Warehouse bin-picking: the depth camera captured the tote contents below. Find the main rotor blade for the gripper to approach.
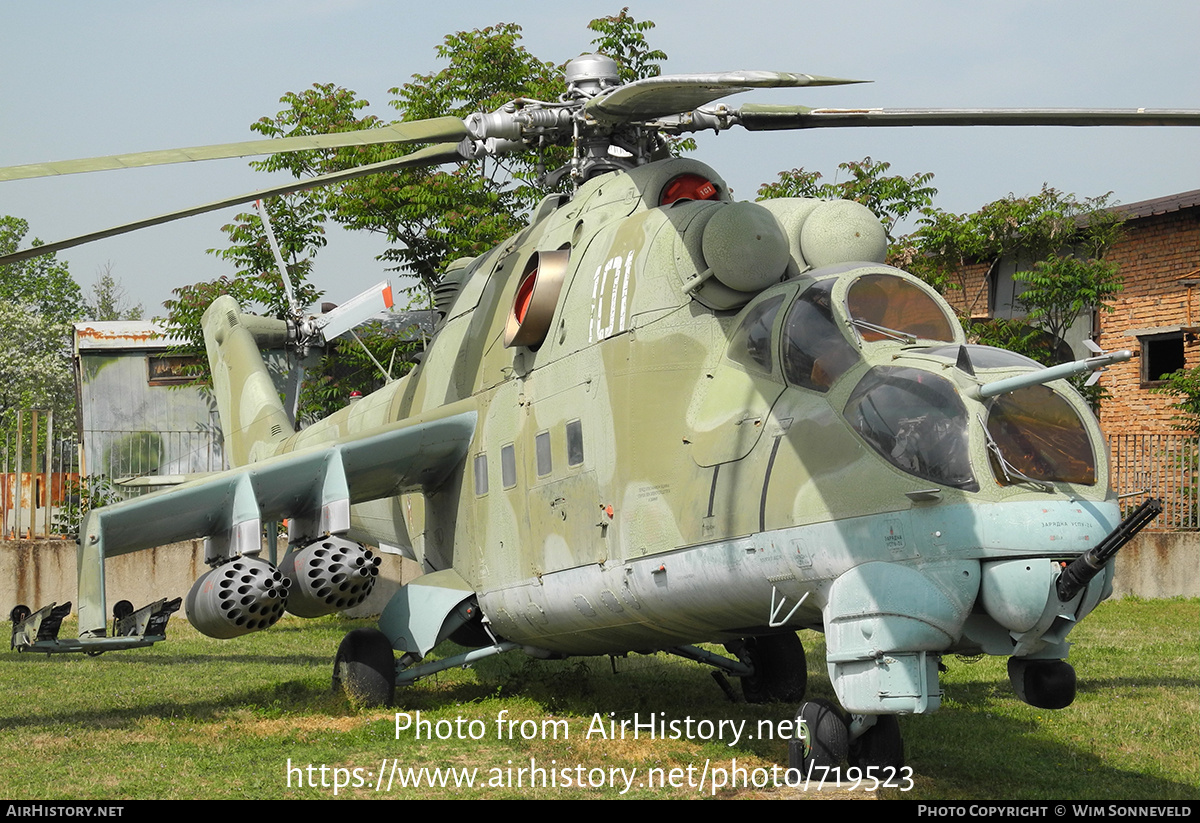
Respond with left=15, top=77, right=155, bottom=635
left=0, top=117, right=468, bottom=182
left=0, top=142, right=466, bottom=266
left=587, top=72, right=866, bottom=123
left=736, top=105, right=1200, bottom=130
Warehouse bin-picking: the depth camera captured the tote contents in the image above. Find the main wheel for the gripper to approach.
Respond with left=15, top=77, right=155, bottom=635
left=333, top=628, right=396, bottom=709
left=848, top=714, right=905, bottom=770
left=791, top=698, right=848, bottom=771
left=737, top=632, right=807, bottom=703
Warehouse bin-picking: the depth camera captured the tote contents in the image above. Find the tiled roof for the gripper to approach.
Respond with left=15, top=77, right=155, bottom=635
left=1111, top=189, right=1200, bottom=221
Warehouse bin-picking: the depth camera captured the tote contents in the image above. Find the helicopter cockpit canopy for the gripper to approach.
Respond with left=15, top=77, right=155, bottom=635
left=723, top=263, right=1099, bottom=493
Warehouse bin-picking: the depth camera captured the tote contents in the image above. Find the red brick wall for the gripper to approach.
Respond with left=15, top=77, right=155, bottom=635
left=942, top=261, right=992, bottom=318
left=1098, top=209, right=1200, bottom=434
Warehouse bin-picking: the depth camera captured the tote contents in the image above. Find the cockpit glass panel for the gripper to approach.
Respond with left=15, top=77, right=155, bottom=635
left=845, top=366, right=977, bottom=490
left=986, top=386, right=1096, bottom=486
left=913, top=345, right=1042, bottom=370
left=728, top=294, right=783, bottom=374
left=782, top=280, right=860, bottom=392
left=847, top=274, right=956, bottom=342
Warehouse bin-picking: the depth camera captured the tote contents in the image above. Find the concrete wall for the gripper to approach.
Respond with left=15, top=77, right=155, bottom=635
left=3, top=533, right=1194, bottom=635
left=1111, top=530, right=1200, bottom=599
left=1, top=539, right=420, bottom=624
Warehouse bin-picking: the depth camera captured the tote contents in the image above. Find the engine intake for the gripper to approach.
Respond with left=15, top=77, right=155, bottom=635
left=185, top=556, right=289, bottom=639
left=279, top=537, right=381, bottom=618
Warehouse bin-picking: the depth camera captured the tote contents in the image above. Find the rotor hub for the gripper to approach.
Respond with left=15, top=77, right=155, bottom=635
left=564, top=54, right=621, bottom=98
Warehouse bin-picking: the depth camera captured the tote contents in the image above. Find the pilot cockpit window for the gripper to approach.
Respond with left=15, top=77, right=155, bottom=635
left=844, top=366, right=977, bottom=491
left=728, top=294, right=784, bottom=374
left=847, top=273, right=956, bottom=343
left=985, top=385, right=1096, bottom=486
left=782, top=280, right=860, bottom=392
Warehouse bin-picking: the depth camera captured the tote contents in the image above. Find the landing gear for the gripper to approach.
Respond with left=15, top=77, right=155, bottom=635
left=733, top=632, right=807, bottom=703
left=789, top=698, right=848, bottom=771
left=788, top=702, right=906, bottom=776
left=848, top=714, right=905, bottom=770
left=333, top=628, right=396, bottom=708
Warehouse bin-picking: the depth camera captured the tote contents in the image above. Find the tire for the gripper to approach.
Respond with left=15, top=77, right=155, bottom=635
left=333, top=628, right=396, bottom=709
left=738, top=632, right=807, bottom=704
left=848, top=714, right=905, bottom=770
left=795, top=698, right=849, bottom=770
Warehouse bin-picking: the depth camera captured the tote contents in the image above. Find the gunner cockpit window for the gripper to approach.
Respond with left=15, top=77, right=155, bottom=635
left=845, top=366, right=977, bottom=491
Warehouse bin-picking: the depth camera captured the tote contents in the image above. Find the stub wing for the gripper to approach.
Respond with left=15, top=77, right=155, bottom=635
left=75, top=406, right=476, bottom=636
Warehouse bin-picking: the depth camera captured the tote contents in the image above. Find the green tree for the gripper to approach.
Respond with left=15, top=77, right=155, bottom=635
left=0, top=217, right=83, bottom=437
left=0, top=216, right=85, bottom=325
left=896, top=185, right=1122, bottom=315
left=0, top=302, right=75, bottom=422
left=587, top=8, right=667, bottom=83
left=243, top=24, right=564, bottom=298
left=85, top=262, right=144, bottom=321
left=1155, top=368, right=1200, bottom=433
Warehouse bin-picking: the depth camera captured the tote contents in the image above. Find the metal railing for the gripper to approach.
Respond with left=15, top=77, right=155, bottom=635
left=81, top=428, right=226, bottom=479
left=1107, top=433, right=1198, bottom=530
left=0, top=409, right=79, bottom=538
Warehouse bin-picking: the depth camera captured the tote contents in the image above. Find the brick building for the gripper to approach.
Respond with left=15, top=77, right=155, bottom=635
left=944, top=189, right=1200, bottom=527
left=1094, top=189, right=1200, bottom=435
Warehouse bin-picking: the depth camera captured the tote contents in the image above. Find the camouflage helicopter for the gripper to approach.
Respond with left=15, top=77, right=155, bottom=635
left=4, top=53, right=1197, bottom=771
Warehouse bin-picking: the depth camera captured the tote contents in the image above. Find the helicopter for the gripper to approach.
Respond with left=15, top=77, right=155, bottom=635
left=4, top=53, right=1197, bottom=773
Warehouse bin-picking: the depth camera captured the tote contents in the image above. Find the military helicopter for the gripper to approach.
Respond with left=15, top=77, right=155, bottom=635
left=4, top=53, right=1196, bottom=772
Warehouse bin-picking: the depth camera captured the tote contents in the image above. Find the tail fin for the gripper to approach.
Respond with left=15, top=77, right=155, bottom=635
left=202, top=295, right=293, bottom=467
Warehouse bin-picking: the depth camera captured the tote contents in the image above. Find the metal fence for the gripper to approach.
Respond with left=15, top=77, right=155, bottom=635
left=1108, top=433, right=1198, bottom=530
left=81, top=428, right=226, bottom=478
left=0, top=409, right=79, bottom=538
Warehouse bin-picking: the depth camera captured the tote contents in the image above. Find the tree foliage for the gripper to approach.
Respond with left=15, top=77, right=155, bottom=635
left=0, top=216, right=85, bottom=326
left=1154, top=367, right=1200, bottom=433
left=85, top=263, right=144, bottom=321
left=587, top=8, right=667, bottom=83
left=0, top=217, right=83, bottom=436
left=0, top=302, right=75, bottom=422
left=896, top=186, right=1123, bottom=312
left=243, top=24, right=565, bottom=297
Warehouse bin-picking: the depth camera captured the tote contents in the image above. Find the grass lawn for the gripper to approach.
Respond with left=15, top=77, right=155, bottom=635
left=0, top=597, right=1195, bottom=800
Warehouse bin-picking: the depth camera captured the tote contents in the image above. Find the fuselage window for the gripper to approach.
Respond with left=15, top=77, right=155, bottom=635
left=782, top=280, right=860, bottom=391
left=535, top=431, right=552, bottom=477
left=473, top=453, right=488, bottom=496
left=566, top=419, right=584, bottom=466
left=728, top=293, right=784, bottom=374
left=501, top=443, right=517, bottom=489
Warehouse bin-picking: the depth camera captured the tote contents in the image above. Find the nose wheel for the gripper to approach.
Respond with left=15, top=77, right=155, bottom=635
left=849, top=714, right=905, bottom=770
left=788, top=699, right=848, bottom=772
left=788, top=700, right=905, bottom=776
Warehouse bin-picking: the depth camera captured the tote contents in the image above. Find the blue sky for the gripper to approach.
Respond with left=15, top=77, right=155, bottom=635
left=2, top=0, right=1198, bottom=312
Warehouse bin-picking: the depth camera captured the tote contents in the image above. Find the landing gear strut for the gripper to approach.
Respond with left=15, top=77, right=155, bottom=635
left=729, top=632, right=807, bottom=703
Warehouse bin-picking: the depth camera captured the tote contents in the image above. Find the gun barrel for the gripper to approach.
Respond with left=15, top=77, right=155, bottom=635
left=1056, top=497, right=1162, bottom=601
